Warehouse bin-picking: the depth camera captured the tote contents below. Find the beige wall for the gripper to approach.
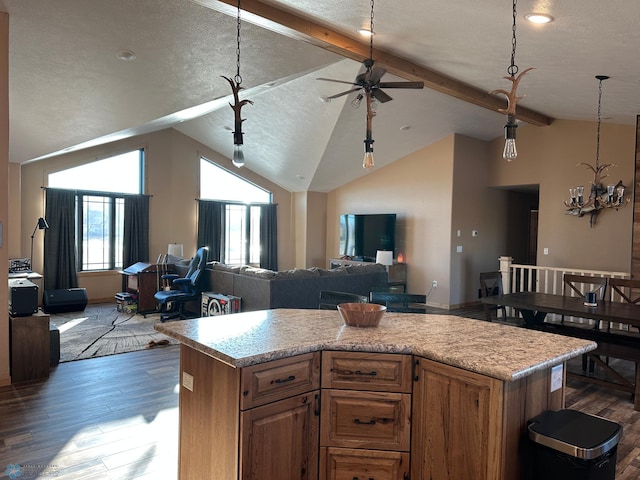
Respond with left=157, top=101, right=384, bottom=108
left=327, top=135, right=458, bottom=308
left=1, top=12, right=9, bottom=386
left=328, top=120, right=635, bottom=308
left=488, top=119, right=635, bottom=273
left=18, top=129, right=295, bottom=302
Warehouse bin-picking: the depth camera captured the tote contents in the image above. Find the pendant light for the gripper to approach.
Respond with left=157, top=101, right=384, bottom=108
left=222, top=0, right=253, bottom=168
left=491, top=0, right=534, bottom=162
left=362, top=0, right=376, bottom=170
left=564, top=75, right=629, bottom=226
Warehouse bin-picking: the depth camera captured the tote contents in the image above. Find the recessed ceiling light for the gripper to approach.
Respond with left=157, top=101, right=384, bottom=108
left=224, top=126, right=233, bottom=131
left=357, top=28, right=374, bottom=37
left=400, top=125, right=412, bottom=131
left=296, top=174, right=306, bottom=180
left=116, top=49, right=137, bottom=61
left=525, top=13, right=553, bottom=24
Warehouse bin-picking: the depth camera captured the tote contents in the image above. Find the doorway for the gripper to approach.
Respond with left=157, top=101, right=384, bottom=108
left=505, top=187, right=539, bottom=265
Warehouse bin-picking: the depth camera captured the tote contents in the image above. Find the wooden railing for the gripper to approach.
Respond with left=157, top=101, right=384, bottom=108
left=498, top=256, right=631, bottom=325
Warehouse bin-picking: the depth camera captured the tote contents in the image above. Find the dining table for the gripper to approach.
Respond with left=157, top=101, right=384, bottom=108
left=481, top=291, right=640, bottom=410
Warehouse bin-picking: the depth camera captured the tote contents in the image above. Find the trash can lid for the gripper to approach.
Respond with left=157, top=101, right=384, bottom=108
left=528, top=409, right=623, bottom=460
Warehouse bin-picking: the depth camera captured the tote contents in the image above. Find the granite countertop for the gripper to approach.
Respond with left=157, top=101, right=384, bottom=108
left=154, top=308, right=597, bottom=382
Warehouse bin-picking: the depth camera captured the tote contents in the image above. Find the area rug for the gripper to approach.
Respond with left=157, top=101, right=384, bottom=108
left=49, top=303, right=178, bottom=362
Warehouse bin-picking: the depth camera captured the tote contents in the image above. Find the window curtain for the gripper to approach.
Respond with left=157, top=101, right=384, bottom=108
left=44, top=188, right=78, bottom=291
left=123, top=195, right=150, bottom=267
left=197, top=200, right=225, bottom=263
left=260, top=203, right=278, bottom=271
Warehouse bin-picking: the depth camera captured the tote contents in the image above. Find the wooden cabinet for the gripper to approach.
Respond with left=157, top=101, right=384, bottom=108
left=178, top=347, right=564, bottom=480
left=411, top=357, right=564, bottom=480
left=320, top=352, right=411, bottom=480
left=178, top=345, right=320, bottom=480
left=10, top=312, right=50, bottom=382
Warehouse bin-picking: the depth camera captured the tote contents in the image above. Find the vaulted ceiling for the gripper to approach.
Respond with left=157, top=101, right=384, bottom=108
left=2, top=0, right=640, bottom=192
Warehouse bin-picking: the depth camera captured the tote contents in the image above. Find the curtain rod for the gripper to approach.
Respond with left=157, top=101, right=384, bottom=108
left=41, top=186, right=153, bottom=197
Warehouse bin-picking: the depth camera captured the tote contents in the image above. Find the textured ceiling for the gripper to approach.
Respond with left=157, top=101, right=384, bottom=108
left=2, top=0, right=640, bottom=192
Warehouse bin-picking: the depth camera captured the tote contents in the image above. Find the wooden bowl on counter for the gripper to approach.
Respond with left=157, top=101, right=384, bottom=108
left=337, top=303, right=386, bottom=328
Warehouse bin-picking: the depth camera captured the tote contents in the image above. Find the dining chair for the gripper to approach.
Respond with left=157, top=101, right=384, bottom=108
left=562, top=274, right=609, bottom=373
left=318, top=290, right=368, bottom=310
left=369, top=292, right=428, bottom=313
left=562, top=274, right=608, bottom=328
left=479, top=271, right=507, bottom=322
left=608, top=277, right=640, bottom=331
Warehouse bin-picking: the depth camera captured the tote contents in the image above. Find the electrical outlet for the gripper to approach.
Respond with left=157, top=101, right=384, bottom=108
left=432, top=280, right=437, bottom=288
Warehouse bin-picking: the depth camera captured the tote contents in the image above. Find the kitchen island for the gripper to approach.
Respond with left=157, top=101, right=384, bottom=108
left=155, top=308, right=596, bottom=480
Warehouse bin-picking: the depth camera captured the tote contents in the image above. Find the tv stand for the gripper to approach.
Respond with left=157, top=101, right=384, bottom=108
left=329, top=258, right=406, bottom=293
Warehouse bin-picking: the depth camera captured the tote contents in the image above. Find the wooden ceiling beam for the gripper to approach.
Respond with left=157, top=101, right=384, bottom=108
left=198, top=0, right=553, bottom=127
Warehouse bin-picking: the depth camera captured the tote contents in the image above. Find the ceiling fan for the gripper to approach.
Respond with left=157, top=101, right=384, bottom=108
left=317, top=58, right=424, bottom=105
left=317, top=0, right=424, bottom=169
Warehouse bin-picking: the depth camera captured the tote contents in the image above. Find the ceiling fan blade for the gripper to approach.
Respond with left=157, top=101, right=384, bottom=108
left=369, top=67, right=387, bottom=84
left=325, top=88, right=362, bottom=100
left=317, top=77, right=359, bottom=86
left=372, top=89, right=393, bottom=103
left=378, top=81, right=425, bottom=89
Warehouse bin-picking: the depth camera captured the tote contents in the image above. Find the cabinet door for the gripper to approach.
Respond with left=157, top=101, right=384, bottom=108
left=240, top=391, right=320, bottom=480
left=411, top=357, right=504, bottom=480
left=320, top=447, right=409, bottom=480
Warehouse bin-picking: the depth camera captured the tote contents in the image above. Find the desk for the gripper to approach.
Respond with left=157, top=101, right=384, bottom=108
left=119, top=262, right=174, bottom=314
left=482, top=292, right=640, bottom=410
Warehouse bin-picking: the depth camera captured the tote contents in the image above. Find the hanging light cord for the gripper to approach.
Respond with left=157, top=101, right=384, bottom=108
left=595, top=77, right=604, bottom=169
left=235, top=0, right=242, bottom=85
left=369, top=0, right=375, bottom=62
left=508, top=0, right=519, bottom=77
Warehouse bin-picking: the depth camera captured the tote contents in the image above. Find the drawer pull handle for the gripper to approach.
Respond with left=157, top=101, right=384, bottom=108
left=274, top=375, right=296, bottom=384
left=353, top=418, right=376, bottom=425
left=355, top=370, right=377, bottom=376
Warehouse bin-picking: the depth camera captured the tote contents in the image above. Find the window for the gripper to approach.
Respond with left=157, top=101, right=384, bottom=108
left=200, top=158, right=271, bottom=266
left=48, top=149, right=144, bottom=271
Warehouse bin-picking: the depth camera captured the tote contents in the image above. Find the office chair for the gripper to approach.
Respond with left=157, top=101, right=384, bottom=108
left=154, top=246, right=208, bottom=321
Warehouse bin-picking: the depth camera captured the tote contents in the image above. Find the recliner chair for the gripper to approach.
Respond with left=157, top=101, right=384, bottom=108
left=154, top=246, right=208, bottom=321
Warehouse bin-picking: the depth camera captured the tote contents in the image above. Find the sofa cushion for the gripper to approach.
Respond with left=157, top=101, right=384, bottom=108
left=315, top=266, right=348, bottom=276
left=239, top=266, right=277, bottom=279
left=345, top=263, right=387, bottom=274
left=274, top=268, right=321, bottom=279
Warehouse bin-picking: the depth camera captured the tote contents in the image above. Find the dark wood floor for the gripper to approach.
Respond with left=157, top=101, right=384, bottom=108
left=1, top=310, right=639, bottom=479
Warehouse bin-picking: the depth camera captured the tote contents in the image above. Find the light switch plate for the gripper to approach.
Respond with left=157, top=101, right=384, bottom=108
left=182, top=372, right=194, bottom=392
left=550, top=364, right=563, bottom=392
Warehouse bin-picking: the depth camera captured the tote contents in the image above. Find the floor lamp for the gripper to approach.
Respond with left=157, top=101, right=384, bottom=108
left=30, top=217, right=49, bottom=271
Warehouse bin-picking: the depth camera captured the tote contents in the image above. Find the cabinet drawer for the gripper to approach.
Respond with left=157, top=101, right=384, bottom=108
left=320, top=390, right=411, bottom=451
left=320, top=447, right=409, bottom=480
left=240, top=352, right=320, bottom=410
left=322, top=352, right=412, bottom=392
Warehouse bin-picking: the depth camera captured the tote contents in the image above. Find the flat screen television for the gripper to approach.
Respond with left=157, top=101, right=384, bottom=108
left=339, top=213, right=396, bottom=262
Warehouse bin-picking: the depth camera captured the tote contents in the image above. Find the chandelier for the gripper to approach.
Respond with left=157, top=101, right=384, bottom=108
left=490, top=0, right=534, bottom=162
left=564, top=75, right=629, bottom=227
left=222, top=0, right=253, bottom=168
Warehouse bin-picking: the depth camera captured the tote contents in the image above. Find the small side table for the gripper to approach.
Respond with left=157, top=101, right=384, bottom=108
left=10, top=311, right=51, bottom=383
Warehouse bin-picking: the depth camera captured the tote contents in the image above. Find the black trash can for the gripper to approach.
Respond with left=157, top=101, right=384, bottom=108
left=528, top=409, right=623, bottom=480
